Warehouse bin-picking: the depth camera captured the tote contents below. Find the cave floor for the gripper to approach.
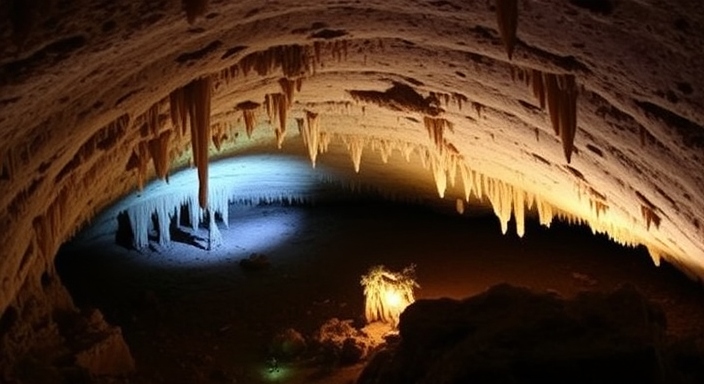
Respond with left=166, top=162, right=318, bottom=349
left=57, top=199, right=704, bottom=384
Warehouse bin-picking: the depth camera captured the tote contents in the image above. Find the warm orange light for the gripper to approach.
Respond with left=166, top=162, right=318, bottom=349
left=361, top=265, right=419, bottom=327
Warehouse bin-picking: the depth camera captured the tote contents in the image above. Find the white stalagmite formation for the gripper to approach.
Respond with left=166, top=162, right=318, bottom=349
left=122, top=172, right=324, bottom=249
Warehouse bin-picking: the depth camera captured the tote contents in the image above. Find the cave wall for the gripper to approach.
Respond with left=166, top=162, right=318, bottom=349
left=0, top=0, right=703, bottom=364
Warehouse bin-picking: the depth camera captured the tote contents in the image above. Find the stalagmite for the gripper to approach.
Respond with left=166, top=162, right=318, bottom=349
left=188, top=197, right=200, bottom=230
left=495, top=0, right=519, bottom=59
left=206, top=209, right=222, bottom=250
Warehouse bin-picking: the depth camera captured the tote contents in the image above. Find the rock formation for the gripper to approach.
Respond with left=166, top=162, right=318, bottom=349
left=0, top=0, right=703, bottom=379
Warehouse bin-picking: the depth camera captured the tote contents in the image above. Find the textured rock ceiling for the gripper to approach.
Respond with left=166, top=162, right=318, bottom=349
left=0, top=0, right=703, bottom=316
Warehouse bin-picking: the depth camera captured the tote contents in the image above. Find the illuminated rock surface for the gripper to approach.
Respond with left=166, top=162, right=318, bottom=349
left=0, top=0, right=703, bottom=381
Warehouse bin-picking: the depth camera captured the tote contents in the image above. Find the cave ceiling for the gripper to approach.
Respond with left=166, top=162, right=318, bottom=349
left=0, top=0, right=703, bottom=313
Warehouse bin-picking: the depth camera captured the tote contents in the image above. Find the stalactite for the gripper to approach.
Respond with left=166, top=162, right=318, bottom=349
left=265, top=93, right=289, bottom=148
left=239, top=45, right=314, bottom=78
left=328, top=40, right=349, bottom=62
left=532, top=69, right=546, bottom=109
left=302, top=110, right=321, bottom=167
left=544, top=74, right=561, bottom=136
left=279, top=78, right=298, bottom=108
left=148, top=130, right=172, bottom=180
left=641, top=205, right=661, bottom=230
left=136, top=141, right=150, bottom=190
left=472, top=102, right=483, bottom=118
left=170, top=87, right=189, bottom=138
left=452, top=93, right=468, bottom=111
left=536, top=198, right=554, bottom=227
left=146, top=104, right=160, bottom=137
left=371, top=139, right=395, bottom=164
left=235, top=101, right=260, bottom=138
left=513, top=188, right=525, bottom=237
left=344, top=136, right=366, bottom=173
left=495, top=0, right=519, bottom=59
left=430, top=154, right=447, bottom=198
left=184, top=77, right=212, bottom=209
left=319, top=132, right=332, bottom=155
left=401, top=142, right=414, bottom=162
left=211, top=123, right=229, bottom=151
left=423, top=117, right=453, bottom=153
left=460, top=164, right=472, bottom=201
left=558, top=75, right=578, bottom=163
left=542, top=72, right=579, bottom=163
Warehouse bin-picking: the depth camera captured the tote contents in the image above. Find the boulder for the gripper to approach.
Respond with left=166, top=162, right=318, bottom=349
left=359, top=284, right=675, bottom=384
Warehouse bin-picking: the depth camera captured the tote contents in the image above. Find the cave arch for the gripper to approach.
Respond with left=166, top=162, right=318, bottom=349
left=1, top=0, right=703, bottom=377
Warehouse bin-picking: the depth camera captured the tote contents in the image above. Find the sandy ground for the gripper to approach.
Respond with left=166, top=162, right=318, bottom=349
left=56, top=164, right=704, bottom=384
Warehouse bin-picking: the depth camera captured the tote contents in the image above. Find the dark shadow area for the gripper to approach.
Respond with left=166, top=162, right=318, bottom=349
left=55, top=195, right=704, bottom=383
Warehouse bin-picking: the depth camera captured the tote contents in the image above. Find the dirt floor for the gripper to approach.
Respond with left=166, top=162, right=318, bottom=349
left=56, top=192, right=704, bottom=383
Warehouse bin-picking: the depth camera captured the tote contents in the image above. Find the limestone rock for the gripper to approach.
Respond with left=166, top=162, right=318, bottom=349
left=75, top=327, right=135, bottom=377
left=358, top=284, right=675, bottom=384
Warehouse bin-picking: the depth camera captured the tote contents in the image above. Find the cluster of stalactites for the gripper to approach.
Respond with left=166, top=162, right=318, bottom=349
left=641, top=205, right=662, bottom=231
left=126, top=101, right=181, bottom=190
left=169, top=77, right=213, bottom=208
left=423, top=117, right=454, bottom=154
left=219, top=40, right=354, bottom=87
left=263, top=77, right=304, bottom=148
left=512, top=66, right=579, bottom=163
left=123, top=183, right=323, bottom=249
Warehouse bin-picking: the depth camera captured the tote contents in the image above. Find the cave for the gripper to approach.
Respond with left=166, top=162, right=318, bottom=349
left=1, top=0, right=703, bottom=383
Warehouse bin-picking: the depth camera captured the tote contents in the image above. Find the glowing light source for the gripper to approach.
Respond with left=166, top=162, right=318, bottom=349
left=361, top=265, right=419, bottom=327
